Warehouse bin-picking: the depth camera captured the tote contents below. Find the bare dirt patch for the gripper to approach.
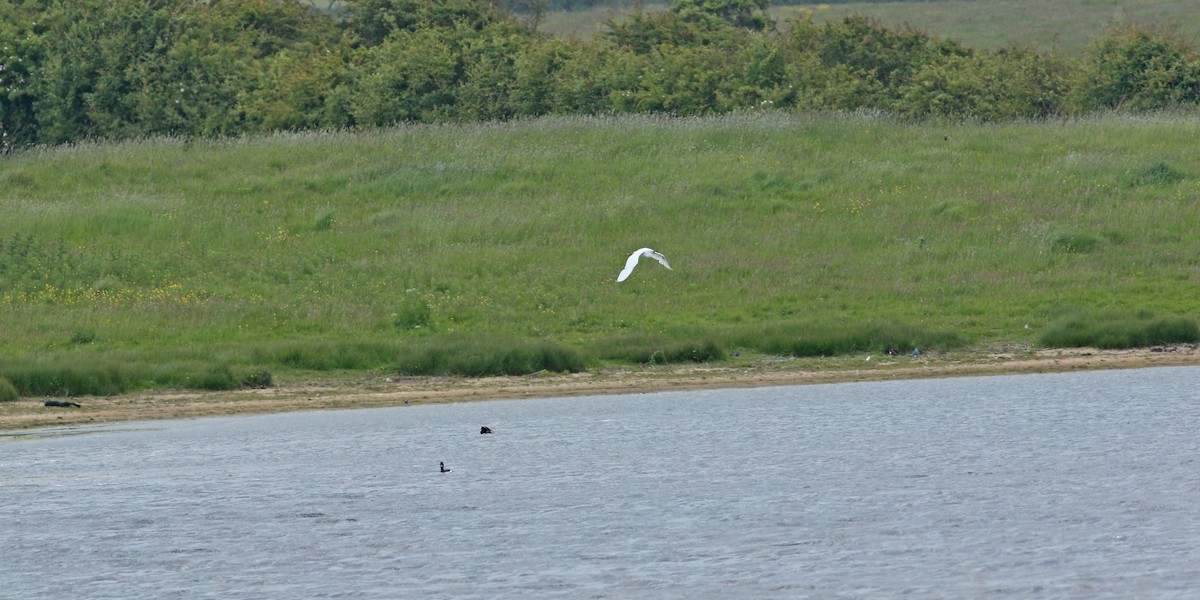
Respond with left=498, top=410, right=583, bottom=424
left=4, top=344, right=1199, bottom=432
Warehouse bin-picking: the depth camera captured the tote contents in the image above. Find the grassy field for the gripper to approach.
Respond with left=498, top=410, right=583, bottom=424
left=540, top=0, right=1200, bottom=55
left=3, top=113, right=1200, bottom=395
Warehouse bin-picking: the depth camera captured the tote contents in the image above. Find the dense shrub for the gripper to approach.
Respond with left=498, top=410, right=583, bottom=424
left=0, top=1, right=42, bottom=151
left=670, top=0, right=773, bottom=32
left=540, top=43, right=646, bottom=114
left=29, top=0, right=343, bottom=144
left=790, top=15, right=968, bottom=94
left=615, top=45, right=734, bottom=114
left=352, top=27, right=463, bottom=125
left=7, top=0, right=1200, bottom=150
left=1069, top=25, right=1200, bottom=112
left=237, top=40, right=359, bottom=132
left=898, top=48, right=1070, bottom=120
left=343, top=0, right=507, bottom=46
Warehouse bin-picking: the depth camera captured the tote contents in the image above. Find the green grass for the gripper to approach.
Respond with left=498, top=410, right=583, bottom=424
left=395, top=335, right=587, bottom=376
left=1040, top=309, right=1200, bottom=349
left=3, top=113, right=1200, bottom=396
left=0, top=354, right=273, bottom=397
left=0, top=377, right=17, bottom=402
left=540, top=0, right=1200, bottom=56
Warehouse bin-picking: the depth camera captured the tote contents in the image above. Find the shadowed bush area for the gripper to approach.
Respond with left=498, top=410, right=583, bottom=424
left=0, top=377, right=18, bottom=402
left=594, top=334, right=727, bottom=364
left=1040, top=310, right=1200, bottom=349
left=396, top=336, right=587, bottom=376
left=8, top=0, right=1200, bottom=151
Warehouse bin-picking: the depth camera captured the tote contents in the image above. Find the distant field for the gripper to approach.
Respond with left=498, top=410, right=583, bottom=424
left=3, top=113, right=1200, bottom=394
left=540, top=0, right=1200, bottom=55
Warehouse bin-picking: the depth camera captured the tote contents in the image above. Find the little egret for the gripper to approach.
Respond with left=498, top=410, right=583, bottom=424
left=617, top=248, right=672, bottom=282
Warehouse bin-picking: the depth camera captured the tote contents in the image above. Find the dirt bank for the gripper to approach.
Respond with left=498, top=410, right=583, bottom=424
left=4, top=345, right=1199, bottom=433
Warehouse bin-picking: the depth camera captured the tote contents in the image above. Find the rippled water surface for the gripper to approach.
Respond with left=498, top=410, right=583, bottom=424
left=3, top=367, right=1199, bottom=598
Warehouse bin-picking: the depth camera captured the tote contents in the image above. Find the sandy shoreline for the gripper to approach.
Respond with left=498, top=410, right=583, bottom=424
left=4, top=344, right=1199, bottom=433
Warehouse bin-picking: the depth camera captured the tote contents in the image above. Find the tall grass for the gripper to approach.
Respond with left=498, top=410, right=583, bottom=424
left=593, top=334, right=727, bottom=364
left=721, top=321, right=965, bottom=357
left=0, top=356, right=271, bottom=397
left=395, top=336, right=587, bottom=376
left=0, top=377, right=18, bottom=402
left=1040, top=310, right=1199, bottom=349
left=3, top=113, right=1200, bottom=395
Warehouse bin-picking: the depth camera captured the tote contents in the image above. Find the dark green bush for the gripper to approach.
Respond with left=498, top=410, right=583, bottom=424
left=1069, top=25, right=1200, bottom=112
left=0, top=1, right=42, bottom=151
left=898, top=48, right=1070, bottom=120
left=344, top=0, right=507, bottom=46
left=10, top=1, right=1200, bottom=153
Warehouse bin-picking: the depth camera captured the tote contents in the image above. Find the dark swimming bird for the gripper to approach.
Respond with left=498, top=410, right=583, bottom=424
left=440, top=461, right=451, bottom=473
left=480, top=426, right=492, bottom=434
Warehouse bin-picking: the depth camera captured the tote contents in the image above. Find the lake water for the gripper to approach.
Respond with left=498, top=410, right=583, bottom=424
left=3, top=367, right=1198, bottom=599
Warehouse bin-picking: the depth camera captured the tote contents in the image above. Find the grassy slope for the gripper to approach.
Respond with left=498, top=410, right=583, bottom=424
left=541, top=0, right=1200, bottom=55
left=2, top=113, right=1200, bottom=383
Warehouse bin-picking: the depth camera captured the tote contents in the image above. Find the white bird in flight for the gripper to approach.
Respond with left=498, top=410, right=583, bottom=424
left=617, top=247, right=672, bottom=282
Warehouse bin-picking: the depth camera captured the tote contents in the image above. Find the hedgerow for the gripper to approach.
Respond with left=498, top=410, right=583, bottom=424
left=5, top=0, right=1200, bottom=150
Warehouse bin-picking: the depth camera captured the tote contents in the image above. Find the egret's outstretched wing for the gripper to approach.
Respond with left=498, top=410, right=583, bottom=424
left=617, top=247, right=671, bottom=282
left=645, top=250, right=671, bottom=271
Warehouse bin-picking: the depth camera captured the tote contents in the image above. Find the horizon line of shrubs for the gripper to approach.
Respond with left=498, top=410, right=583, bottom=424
left=6, top=0, right=1200, bottom=152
